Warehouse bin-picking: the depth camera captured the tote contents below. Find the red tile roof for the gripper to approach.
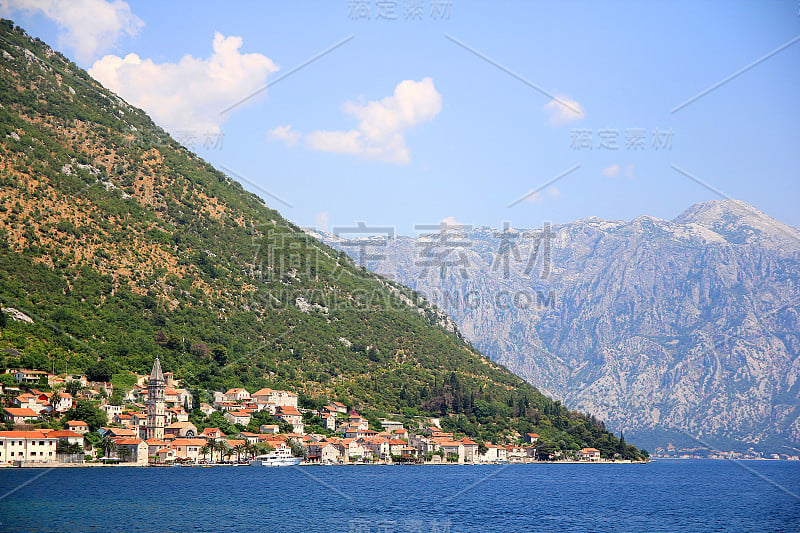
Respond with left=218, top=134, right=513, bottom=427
left=171, top=438, right=207, bottom=446
left=114, top=438, right=144, bottom=445
left=0, top=430, right=50, bottom=438
left=48, top=430, right=82, bottom=438
left=4, top=407, right=38, bottom=417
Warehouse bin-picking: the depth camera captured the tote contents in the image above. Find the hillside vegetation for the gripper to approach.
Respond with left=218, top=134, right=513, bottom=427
left=0, top=20, right=643, bottom=458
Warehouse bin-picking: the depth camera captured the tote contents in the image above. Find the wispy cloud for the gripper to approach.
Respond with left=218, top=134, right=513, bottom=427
left=89, top=32, right=277, bottom=135
left=1, top=0, right=143, bottom=64
left=544, top=94, right=585, bottom=126
left=304, top=77, right=442, bottom=164
left=602, top=164, right=620, bottom=178
left=441, top=216, right=467, bottom=227
left=268, top=125, right=300, bottom=147
left=602, top=163, right=634, bottom=179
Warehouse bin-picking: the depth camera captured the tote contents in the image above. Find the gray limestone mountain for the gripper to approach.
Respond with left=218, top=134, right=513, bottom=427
left=315, top=199, right=800, bottom=453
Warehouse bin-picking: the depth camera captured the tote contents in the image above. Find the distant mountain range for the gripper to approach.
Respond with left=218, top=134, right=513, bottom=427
left=316, top=199, right=800, bottom=453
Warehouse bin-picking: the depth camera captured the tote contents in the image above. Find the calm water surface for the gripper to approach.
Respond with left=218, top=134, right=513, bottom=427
left=1, top=460, right=798, bottom=532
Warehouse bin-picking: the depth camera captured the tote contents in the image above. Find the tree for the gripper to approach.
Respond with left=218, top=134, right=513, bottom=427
left=98, top=435, right=117, bottom=459
left=287, top=438, right=307, bottom=458
left=87, top=359, right=115, bottom=383
left=206, top=438, right=218, bottom=463
left=477, top=440, right=488, bottom=456
left=0, top=309, right=6, bottom=328
left=64, top=400, right=107, bottom=431
left=233, top=443, right=247, bottom=462
left=56, top=440, right=83, bottom=455
left=252, top=441, right=273, bottom=458
left=212, top=440, right=227, bottom=463
left=110, top=388, right=125, bottom=406
left=65, top=380, right=83, bottom=397
left=199, top=444, right=211, bottom=462
left=536, top=440, right=559, bottom=461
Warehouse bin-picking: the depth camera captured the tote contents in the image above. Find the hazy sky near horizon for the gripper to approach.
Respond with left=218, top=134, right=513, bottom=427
left=4, top=0, right=799, bottom=235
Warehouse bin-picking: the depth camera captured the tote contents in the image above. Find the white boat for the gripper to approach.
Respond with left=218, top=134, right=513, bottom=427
left=249, top=447, right=302, bottom=467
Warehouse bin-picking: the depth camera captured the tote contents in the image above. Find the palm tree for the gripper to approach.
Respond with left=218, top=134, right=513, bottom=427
left=233, top=443, right=247, bottom=463
left=98, top=435, right=117, bottom=460
left=213, top=440, right=226, bottom=463
left=224, top=447, right=234, bottom=463
left=199, top=443, right=211, bottom=463
left=243, top=442, right=255, bottom=460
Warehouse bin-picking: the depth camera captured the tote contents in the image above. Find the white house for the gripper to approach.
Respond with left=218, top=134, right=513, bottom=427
left=224, top=410, right=252, bottom=427
left=65, top=420, right=89, bottom=434
left=0, top=430, right=58, bottom=464
left=332, top=438, right=365, bottom=461
left=224, top=388, right=251, bottom=403
left=321, top=412, right=337, bottom=431
left=577, top=447, right=601, bottom=461
left=275, top=406, right=304, bottom=434
left=251, top=388, right=298, bottom=408
left=379, top=419, right=405, bottom=433
left=438, top=441, right=465, bottom=463
left=101, top=404, right=123, bottom=418
left=170, top=438, right=207, bottom=463
left=3, top=407, right=39, bottom=424
left=13, top=370, right=50, bottom=384
left=51, top=392, right=74, bottom=412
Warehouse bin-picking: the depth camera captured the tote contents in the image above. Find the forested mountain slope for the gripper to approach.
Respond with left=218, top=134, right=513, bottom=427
left=0, top=20, right=641, bottom=456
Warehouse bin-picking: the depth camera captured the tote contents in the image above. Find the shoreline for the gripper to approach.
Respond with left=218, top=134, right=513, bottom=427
left=1, top=459, right=645, bottom=469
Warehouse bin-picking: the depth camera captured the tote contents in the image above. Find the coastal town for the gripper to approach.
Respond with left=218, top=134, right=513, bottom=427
left=1, top=357, right=618, bottom=467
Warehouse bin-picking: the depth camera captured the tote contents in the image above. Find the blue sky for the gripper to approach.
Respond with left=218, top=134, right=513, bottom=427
left=4, top=0, right=799, bottom=235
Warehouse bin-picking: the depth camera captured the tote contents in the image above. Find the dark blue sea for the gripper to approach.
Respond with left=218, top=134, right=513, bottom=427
left=1, top=460, right=798, bottom=532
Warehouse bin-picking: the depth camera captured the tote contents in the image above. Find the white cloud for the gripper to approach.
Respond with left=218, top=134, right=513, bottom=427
left=602, top=164, right=620, bottom=178
left=89, top=32, right=278, bottom=136
left=525, top=186, right=561, bottom=204
left=543, top=94, right=585, bottom=126
left=314, top=212, right=330, bottom=232
left=0, top=0, right=143, bottom=64
left=268, top=125, right=300, bottom=147
left=305, top=77, right=442, bottom=164
left=440, top=216, right=466, bottom=227
left=602, top=163, right=635, bottom=179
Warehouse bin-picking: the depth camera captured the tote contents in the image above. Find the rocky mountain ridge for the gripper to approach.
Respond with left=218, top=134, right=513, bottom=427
left=319, top=199, right=800, bottom=452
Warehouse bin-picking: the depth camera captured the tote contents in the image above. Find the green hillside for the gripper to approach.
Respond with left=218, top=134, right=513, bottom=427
left=0, top=20, right=644, bottom=458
